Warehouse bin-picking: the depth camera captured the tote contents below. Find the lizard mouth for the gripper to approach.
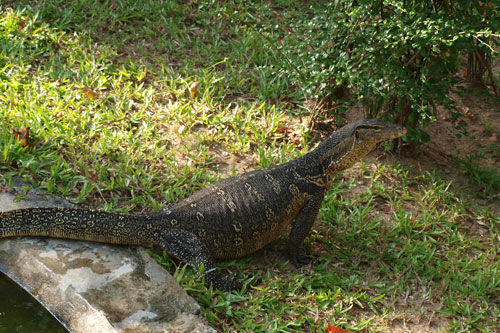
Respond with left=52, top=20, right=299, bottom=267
left=392, top=127, right=407, bottom=139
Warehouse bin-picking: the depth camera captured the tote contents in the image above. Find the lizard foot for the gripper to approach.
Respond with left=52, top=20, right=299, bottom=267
left=205, top=271, right=243, bottom=291
left=291, top=252, right=320, bottom=267
left=206, top=272, right=261, bottom=291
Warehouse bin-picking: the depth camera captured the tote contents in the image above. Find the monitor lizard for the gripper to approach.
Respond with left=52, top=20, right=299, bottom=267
left=0, top=118, right=406, bottom=291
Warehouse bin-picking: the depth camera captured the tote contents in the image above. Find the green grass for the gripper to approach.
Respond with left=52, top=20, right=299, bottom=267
left=454, top=154, right=500, bottom=199
left=0, top=1, right=305, bottom=210
left=157, top=165, right=499, bottom=332
left=1, top=2, right=499, bottom=332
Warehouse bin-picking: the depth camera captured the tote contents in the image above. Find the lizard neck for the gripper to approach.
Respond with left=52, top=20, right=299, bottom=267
left=297, top=125, right=374, bottom=182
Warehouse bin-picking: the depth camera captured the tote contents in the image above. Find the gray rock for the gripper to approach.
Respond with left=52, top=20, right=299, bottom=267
left=0, top=178, right=215, bottom=333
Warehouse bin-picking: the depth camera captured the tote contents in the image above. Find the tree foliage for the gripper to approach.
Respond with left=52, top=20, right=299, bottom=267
left=275, top=0, right=499, bottom=144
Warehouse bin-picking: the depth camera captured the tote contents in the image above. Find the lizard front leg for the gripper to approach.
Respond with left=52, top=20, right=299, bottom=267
left=288, top=190, right=326, bottom=267
left=152, top=228, right=243, bottom=291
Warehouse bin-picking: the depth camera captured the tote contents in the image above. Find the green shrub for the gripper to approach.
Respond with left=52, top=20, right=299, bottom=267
left=270, top=0, right=499, bottom=144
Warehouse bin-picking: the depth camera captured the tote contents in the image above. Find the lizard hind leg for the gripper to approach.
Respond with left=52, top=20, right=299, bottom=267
left=154, top=228, right=242, bottom=291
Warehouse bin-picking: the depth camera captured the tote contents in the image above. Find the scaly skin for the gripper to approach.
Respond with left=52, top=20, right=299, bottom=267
left=0, top=119, right=406, bottom=291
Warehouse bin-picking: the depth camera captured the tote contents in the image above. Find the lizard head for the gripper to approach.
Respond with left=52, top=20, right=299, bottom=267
left=314, top=118, right=406, bottom=176
left=352, top=118, right=407, bottom=147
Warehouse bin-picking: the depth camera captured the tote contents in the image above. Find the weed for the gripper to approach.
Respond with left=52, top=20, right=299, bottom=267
left=454, top=154, right=500, bottom=199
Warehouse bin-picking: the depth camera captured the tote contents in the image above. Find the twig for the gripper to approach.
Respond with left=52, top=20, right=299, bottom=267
left=404, top=48, right=422, bottom=67
left=474, top=36, right=496, bottom=54
left=474, top=47, right=499, bottom=96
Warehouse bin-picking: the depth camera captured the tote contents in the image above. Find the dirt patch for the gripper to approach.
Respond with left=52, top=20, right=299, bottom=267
left=343, top=85, right=500, bottom=175
left=424, top=88, right=500, bottom=171
left=343, top=85, right=500, bottom=212
left=384, top=313, right=449, bottom=333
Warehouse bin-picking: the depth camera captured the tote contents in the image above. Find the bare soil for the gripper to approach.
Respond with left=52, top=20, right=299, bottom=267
left=344, top=84, right=500, bottom=204
left=423, top=87, right=500, bottom=171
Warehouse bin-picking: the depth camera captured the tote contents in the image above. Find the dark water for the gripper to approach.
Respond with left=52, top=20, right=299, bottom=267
left=0, top=273, right=68, bottom=332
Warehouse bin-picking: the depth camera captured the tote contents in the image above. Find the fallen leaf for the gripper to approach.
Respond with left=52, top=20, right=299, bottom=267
left=19, top=19, right=26, bottom=31
left=290, top=134, right=301, bottom=145
left=275, top=126, right=287, bottom=134
left=81, top=87, right=98, bottom=99
left=281, top=101, right=293, bottom=109
left=326, top=323, right=353, bottom=333
left=305, top=99, right=317, bottom=108
left=13, top=126, right=30, bottom=147
left=463, top=106, right=473, bottom=119
left=207, top=128, right=217, bottom=137
left=189, top=81, right=200, bottom=98
left=175, top=124, right=186, bottom=135
left=270, top=97, right=277, bottom=106
left=0, top=183, right=8, bottom=192
left=489, top=133, right=498, bottom=142
left=440, top=279, right=446, bottom=292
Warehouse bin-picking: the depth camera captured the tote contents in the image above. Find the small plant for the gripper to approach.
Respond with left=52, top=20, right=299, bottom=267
left=454, top=154, right=500, bottom=198
left=482, top=123, right=494, bottom=135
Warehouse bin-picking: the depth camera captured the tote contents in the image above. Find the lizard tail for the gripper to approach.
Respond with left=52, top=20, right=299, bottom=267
left=0, top=207, right=152, bottom=246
